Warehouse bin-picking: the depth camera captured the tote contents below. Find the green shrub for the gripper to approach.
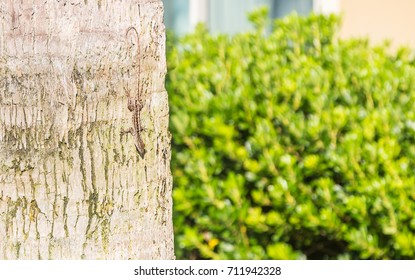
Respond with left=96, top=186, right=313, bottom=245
left=167, top=7, right=415, bottom=259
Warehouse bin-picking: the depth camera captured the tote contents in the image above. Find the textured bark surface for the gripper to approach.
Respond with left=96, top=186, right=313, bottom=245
left=0, top=0, right=173, bottom=259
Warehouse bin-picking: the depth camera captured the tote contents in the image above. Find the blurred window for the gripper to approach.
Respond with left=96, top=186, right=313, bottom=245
left=162, top=0, right=314, bottom=35
left=271, top=0, right=313, bottom=18
left=163, top=0, right=191, bottom=35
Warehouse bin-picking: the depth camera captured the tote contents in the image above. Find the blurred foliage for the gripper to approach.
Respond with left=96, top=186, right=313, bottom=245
left=166, top=7, right=415, bottom=259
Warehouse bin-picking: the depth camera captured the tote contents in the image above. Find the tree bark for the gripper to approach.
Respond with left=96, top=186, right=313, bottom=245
left=0, top=0, right=173, bottom=259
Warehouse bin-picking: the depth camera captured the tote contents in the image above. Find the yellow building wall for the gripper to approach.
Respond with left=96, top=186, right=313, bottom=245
left=339, top=0, right=415, bottom=48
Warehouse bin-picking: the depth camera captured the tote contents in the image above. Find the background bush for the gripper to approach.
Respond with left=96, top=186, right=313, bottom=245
left=166, top=7, right=415, bottom=259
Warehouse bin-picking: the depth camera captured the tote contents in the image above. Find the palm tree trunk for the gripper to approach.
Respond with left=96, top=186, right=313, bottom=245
left=0, top=0, right=173, bottom=259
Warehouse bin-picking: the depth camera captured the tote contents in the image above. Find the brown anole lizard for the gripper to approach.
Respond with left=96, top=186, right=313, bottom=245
left=123, top=25, right=145, bottom=158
